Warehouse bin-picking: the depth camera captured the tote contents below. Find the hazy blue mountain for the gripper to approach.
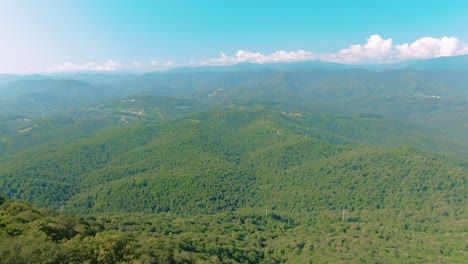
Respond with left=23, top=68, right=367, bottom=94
left=0, top=79, right=110, bottom=115
left=95, top=69, right=468, bottom=99
left=166, top=56, right=468, bottom=73
left=1, top=68, right=467, bottom=263
left=89, top=69, right=467, bottom=110
left=0, top=79, right=96, bottom=98
left=166, top=60, right=353, bottom=73
left=2, top=68, right=467, bottom=146
left=0, top=74, right=48, bottom=87
left=0, top=74, right=20, bottom=87
left=407, top=54, right=468, bottom=71
left=358, top=60, right=420, bottom=71
left=97, top=70, right=300, bottom=97
left=51, top=72, right=137, bottom=84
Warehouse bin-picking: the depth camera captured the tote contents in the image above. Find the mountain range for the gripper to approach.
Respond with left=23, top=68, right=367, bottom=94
left=0, top=55, right=467, bottom=263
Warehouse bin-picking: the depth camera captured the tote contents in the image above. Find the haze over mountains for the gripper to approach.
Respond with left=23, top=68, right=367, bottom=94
left=0, top=55, right=467, bottom=263
left=1, top=55, right=467, bottom=147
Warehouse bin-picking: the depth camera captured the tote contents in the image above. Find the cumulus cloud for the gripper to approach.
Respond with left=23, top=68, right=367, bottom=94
left=323, top=34, right=394, bottom=63
left=239, top=49, right=315, bottom=63
left=132, top=61, right=142, bottom=67
left=164, top=60, right=175, bottom=67
left=201, top=50, right=315, bottom=66
left=200, top=35, right=468, bottom=66
left=203, top=52, right=236, bottom=65
left=47, top=60, right=121, bottom=72
left=322, top=35, right=468, bottom=63
left=395, top=36, right=468, bottom=59
left=46, top=35, right=468, bottom=72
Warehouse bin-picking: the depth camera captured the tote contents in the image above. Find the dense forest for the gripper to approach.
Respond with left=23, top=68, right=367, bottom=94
left=0, top=65, right=467, bottom=263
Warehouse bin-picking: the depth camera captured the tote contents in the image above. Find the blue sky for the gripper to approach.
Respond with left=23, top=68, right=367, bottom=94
left=1, top=0, right=468, bottom=73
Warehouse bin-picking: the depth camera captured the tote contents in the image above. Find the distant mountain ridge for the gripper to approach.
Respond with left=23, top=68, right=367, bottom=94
left=0, top=74, right=47, bottom=86
left=165, top=55, right=468, bottom=73
left=407, top=54, right=468, bottom=71
left=0, top=57, right=467, bottom=263
left=1, top=55, right=467, bottom=84
left=1, top=68, right=467, bottom=147
left=0, top=79, right=109, bottom=115
left=166, top=60, right=353, bottom=73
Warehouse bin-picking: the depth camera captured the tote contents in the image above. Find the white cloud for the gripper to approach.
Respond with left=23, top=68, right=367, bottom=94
left=47, top=59, right=121, bottom=72
left=202, top=52, right=236, bottom=65
left=201, top=50, right=315, bottom=66
left=199, top=35, right=468, bottom=66
left=164, top=60, right=175, bottom=66
left=323, top=34, right=393, bottom=63
left=237, top=49, right=315, bottom=63
left=395, top=36, right=468, bottom=59
left=46, top=35, right=468, bottom=73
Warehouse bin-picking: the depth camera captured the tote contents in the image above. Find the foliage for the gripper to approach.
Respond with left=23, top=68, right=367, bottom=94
left=0, top=102, right=467, bottom=263
left=0, top=197, right=466, bottom=263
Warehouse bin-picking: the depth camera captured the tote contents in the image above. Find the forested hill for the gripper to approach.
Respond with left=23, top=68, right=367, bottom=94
left=0, top=106, right=467, bottom=262
left=2, top=69, right=467, bottom=146
left=0, top=95, right=210, bottom=157
left=0, top=107, right=466, bottom=216
left=2, top=194, right=465, bottom=263
left=0, top=79, right=109, bottom=116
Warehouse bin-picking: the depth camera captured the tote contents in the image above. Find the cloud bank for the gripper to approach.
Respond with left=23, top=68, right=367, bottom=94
left=325, top=35, right=394, bottom=63
left=47, top=60, right=121, bottom=72
left=202, top=50, right=315, bottom=66
left=46, top=35, right=468, bottom=72
left=201, top=35, right=468, bottom=66
left=395, top=36, right=468, bottom=59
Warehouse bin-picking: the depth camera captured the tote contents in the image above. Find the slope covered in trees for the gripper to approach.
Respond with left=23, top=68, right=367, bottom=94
left=0, top=95, right=210, bottom=157
left=1, top=106, right=466, bottom=214
left=2, top=68, right=467, bottom=147
left=1, top=188, right=467, bottom=264
left=0, top=73, right=467, bottom=262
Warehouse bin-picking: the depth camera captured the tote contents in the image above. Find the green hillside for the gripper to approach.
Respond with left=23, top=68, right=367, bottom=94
left=1, top=106, right=466, bottom=213
left=3, top=69, right=468, bottom=148
left=0, top=95, right=209, bottom=157
left=3, top=195, right=465, bottom=263
left=0, top=106, right=467, bottom=263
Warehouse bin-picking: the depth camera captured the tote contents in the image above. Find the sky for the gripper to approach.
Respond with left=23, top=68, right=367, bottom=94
left=1, top=0, right=468, bottom=73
